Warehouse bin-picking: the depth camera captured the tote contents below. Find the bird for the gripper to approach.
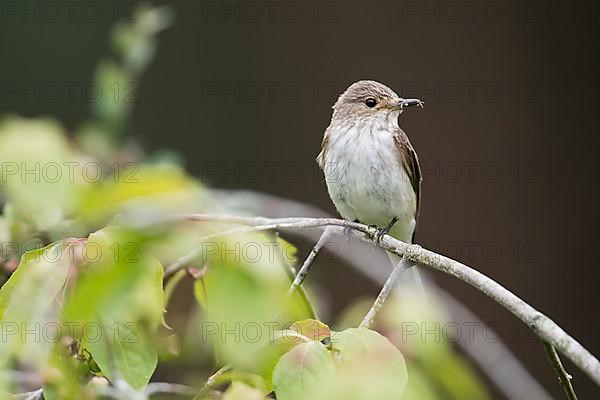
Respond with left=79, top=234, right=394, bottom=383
left=317, top=80, right=424, bottom=247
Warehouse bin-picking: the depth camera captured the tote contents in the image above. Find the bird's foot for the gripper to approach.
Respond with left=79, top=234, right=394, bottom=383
left=375, top=226, right=390, bottom=245
left=371, top=218, right=398, bottom=245
left=366, top=224, right=382, bottom=243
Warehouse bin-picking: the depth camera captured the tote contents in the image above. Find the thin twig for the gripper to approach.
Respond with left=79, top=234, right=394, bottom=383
left=145, top=382, right=196, bottom=397
left=11, top=389, right=43, bottom=400
left=544, top=342, right=579, bottom=400
left=273, top=236, right=318, bottom=320
left=164, top=218, right=336, bottom=278
left=11, top=382, right=197, bottom=400
left=194, top=365, right=232, bottom=399
left=176, top=213, right=600, bottom=386
left=287, top=227, right=334, bottom=297
left=359, top=256, right=413, bottom=328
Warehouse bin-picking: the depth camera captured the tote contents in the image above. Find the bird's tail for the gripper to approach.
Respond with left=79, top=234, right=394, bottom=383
left=387, top=252, right=426, bottom=300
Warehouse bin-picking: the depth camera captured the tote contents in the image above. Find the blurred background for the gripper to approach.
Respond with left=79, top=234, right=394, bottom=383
left=1, top=0, right=599, bottom=398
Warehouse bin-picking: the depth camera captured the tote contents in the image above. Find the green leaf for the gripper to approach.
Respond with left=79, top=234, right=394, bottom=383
left=223, top=381, right=267, bottom=400
left=41, top=349, right=90, bottom=400
left=64, top=228, right=164, bottom=327
left=251, top=328, right=314, bottom=392
left=198, top=263, right=282, bottom=369
left=82, top=316, right=158, bottom=389
left=272, top=341, right=335, bottom=400
left=193, top=275, right=208, bottom=309
left=251, top=318, right=331, bottom=390
left=321, top=328, right=408, bottom=400
left=274, top=236, right=318, bottom=321
left=164, top=268, right=186, bottom=309
left=378, top=291, right=490, bottom=399
left=418, top=349, right=490, bottom=399
left=193, top=231, right=315, bottom=365
left=62, top=227, right=164, bottom=389
left=90, top=60, right=134, bottom=134
left=76, top=164, right=201, bottom=225
left=0, top=117, right=83, bottom=230
left=287, top=319, right=331, bottom=342
left=0, top=370, right=12, bottom=398
left=0, top=242, right=73, bottom=368
left=400, top=362, right=440, bottom=400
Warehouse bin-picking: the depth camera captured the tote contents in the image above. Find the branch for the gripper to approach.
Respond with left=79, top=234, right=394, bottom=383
left=544, top=342, right=579, bottom=400
left=164, top=216, right=337, bottom=278
left=287, top=227, right=334, bottom=297
left=359, top=256, right=413, bottom=328
left=209, top=190, right=553, bottom=399
left=178, top=213, right=600, bottom=386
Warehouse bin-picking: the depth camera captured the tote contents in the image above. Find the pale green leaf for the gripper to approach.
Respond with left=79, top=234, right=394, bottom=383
left=62, top=227, right=164, bottom=389
left=76, top=164, right=202, bottom=224
left=0, top=242, right=73, bottom=368
left=287, top=319, right=331, bottom=342
left=223, top=381, right=267, bottom=400
left=319, top=328, right=408, bottom=400
left=272, top=341, right=335, bottom=400
left=0, top=117, right=85, bottom=230
left=82, top=316, right=158, bottom=389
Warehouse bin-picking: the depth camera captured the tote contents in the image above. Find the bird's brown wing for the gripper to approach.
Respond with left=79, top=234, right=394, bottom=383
left=316, top=127, right=331, bottom=169
left=394, top=129, right=422, bottom=240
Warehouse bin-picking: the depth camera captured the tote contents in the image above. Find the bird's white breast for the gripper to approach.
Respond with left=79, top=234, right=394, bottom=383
left=322, top=120, right=417, bottom=243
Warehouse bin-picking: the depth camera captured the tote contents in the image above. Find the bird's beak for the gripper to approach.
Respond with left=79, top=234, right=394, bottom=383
left=393, top=98, right=424, bottom=109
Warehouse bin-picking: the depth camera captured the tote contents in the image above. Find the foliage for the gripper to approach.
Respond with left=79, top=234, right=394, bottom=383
left=0, top=4, right=490, bottom=399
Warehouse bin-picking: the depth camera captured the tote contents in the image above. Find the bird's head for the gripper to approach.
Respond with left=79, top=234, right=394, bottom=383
left=332, top=80, right=423, bottom=125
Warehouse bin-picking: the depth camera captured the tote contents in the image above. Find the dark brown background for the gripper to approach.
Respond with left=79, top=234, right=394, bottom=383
left=1, top=0, right=599, bottom=398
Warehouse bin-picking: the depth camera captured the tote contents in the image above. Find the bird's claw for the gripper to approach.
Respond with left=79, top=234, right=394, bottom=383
left=368, top=218, right=397, bottom=245
left=375, top=226, right=390, bottom=244
left=366, top=224, right=387, bottom=244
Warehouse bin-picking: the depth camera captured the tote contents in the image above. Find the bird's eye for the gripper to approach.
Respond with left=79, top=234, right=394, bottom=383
left=365, top=98, right=377, bottom=108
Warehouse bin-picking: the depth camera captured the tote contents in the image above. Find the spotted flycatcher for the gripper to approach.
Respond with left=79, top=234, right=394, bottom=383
left=317, top=80, right=423, bottom=247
